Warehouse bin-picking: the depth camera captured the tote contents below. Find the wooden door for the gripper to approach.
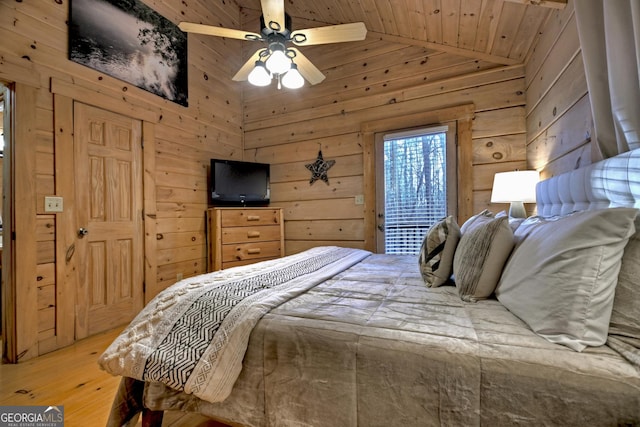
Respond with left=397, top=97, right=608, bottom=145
left=74, top=103, right=144, bottom=338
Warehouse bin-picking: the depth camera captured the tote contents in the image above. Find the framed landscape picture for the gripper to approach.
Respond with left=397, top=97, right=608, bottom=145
left=69, top=0, right=188, bottom=106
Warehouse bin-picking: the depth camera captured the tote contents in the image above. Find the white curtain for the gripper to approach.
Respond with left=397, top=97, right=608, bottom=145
left=575, top=1, right=640, bottom=158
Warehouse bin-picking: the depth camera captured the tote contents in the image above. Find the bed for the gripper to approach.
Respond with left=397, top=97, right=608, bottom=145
left=100, top=148, right=640, bottom=427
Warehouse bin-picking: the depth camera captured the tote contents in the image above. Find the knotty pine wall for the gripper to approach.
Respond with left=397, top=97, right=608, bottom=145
left=1, top=0, right=594, bottom=360
left=524, top=1, right=592, bottom=179
left=241, top=23, right=527, bottom=254
left=0, top=0, right=243, bottom=360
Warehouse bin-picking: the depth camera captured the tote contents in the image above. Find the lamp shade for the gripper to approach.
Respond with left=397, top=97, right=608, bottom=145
left=247, top=61, right=271, bottom=86
left=265, top=48, right=290, bottom=75
left=490, top=170, right=539, bottom=203
left=282, top=63, right=304, bottom=89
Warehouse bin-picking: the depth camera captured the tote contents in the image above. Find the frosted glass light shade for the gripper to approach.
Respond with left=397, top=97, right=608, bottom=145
left=248, top=62, right=271, bottom=86
left=491, top=170, right=539, bottom=218
left=265, top=49, right=290, bottom=74
left=282, top=64, right=304, bottom=89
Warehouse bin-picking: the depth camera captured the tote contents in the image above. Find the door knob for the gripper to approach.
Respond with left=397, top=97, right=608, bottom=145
left=78, top=227, right=89, bottom=238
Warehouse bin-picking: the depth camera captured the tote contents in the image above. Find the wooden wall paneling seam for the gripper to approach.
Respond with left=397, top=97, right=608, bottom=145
left=244, top=85, right=519, bottom=150
left=523, top=0, right=590, bottom=177
left=0, top=54, right=40, bottom=87
left=525, top=54, right=587, bottom=145
left=526, top=93, right=593, bottom=171
left=457, top=0, right=483, bottom=52
left=14, top=82, right=39, bottom=362
left=369, top=31, right=520, bottom=66
left=361, top=103, right=475, bottom=251
left=247, top=134, right=362, bottom=165
left=525, top=15, right=580, bottom=115
left=503, top=0, right=567, bottom=9
left=50, top=78, right=159, bottom=124
left=524, top=2, right=575, bottom=87
left=52, top=93, right=76, bottom=351
left=490, top=2, right=528, bottom=59
left=0, top=3, right=67, bottom=51
left=242, top=58, right=499, bottom=125
left=143, top=121, right=159, bottom=303
left=243, top=65, right=524, bottom=133
left=50, top=70, right=242, bottom=140
left=277, top=199, right=363, bottom=221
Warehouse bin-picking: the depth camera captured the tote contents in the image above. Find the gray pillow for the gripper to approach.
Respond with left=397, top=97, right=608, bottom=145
left=453, top=215, right=514, bottom=302
left=495, top=208, right=638, bottom=351
left=418, top=216, right=460, bottom=287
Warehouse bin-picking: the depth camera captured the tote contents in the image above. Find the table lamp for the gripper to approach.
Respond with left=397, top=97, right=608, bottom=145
left=490, top=170, right=539, bottom=218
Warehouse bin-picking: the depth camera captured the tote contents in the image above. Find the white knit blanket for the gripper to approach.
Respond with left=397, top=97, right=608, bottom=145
left=98, top=246, right=371, bottom=403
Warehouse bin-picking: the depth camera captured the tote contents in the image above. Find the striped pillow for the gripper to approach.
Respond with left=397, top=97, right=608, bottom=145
left=453, top=215, right=513, bottom=302
left=418, top=216, right=460, bottom=287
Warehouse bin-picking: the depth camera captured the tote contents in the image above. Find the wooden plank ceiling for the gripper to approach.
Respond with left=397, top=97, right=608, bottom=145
left=234, top=0, right=566, bottom=66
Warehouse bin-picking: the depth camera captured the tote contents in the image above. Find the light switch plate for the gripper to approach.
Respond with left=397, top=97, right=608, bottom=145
left=45, top=196, right=63, bottom=213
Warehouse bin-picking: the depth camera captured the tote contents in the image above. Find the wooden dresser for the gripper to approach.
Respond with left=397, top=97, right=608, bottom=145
left=206, top=207, right=285, bottom=271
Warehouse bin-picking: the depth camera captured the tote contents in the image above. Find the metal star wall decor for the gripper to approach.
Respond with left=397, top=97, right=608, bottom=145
left=305, top=149, right=335, bottom=185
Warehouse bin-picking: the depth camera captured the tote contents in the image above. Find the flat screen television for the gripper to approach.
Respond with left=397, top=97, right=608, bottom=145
left=210, top=159, right=271, bottom=206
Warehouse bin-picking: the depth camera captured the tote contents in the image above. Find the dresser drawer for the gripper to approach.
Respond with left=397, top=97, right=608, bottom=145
left=207, top=207, right=284, bottom=272
left=221, top=225, right=281, bottom=244
left=220, top=209, right=282, bottom=227
left=221, top=241, right=283, bottom=263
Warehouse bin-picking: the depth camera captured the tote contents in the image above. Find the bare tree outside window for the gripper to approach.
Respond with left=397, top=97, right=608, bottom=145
left=383, top=130, right=447, bottom=254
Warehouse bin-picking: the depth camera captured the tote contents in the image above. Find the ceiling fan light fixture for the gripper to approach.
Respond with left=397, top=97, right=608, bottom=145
left=265, top=44, right=291, bottom=75
left=282, top=63, right=305, bottom=89
left=247, top=61, right=272, bottom=86
left=179, top=2, right=367, bottom=89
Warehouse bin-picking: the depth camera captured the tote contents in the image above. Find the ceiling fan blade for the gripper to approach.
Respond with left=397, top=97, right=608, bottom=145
left=289, top=48, right=325, bottom=85
left=290, top=22, right=367, bottom=46
left=261, top=0, right=286, bottom=32
left=232, top=50, right=265, bottom=81
left=179, top=22, right=262, bottom=41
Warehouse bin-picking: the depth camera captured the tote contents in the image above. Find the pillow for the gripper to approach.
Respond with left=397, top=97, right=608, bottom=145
left=459, top=209, right=494, bottom=234
left=607, top=222, right=640, bottom=369
left=495, top=210, right=526, bottom=232
left=495, top=208, right=638, bottom=352
left=418, top=216, right=460, bottom=287
left=453, top=215, right=514, bottom=302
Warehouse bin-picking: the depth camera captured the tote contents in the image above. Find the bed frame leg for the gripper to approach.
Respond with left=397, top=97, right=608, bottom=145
left=141, top=409, right=164, bottom=427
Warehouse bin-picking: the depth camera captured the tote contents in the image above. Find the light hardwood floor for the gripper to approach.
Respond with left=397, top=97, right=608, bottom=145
left=0, top=328, right=229, bottom=427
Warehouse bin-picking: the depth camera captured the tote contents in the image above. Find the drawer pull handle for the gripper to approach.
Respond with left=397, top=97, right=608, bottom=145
left=248, top=248, right=261, bottom=255
left=247, top=215, right=261, bottom=221
left=247, top=231, right=261, bottom=238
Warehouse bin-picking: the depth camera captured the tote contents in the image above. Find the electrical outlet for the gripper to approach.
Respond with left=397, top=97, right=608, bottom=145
left=355, top=195, right=364, bottom=205
left=176, top=272, right=183, bottom=281
left=44, top=196, right=64, bottom=213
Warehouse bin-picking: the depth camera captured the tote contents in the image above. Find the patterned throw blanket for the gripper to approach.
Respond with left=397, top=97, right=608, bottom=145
left=98, top=246, right=371, bottom=403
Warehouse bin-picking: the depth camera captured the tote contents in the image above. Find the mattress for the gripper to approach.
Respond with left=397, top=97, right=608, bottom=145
left=104, top=250, right=640, bottom=427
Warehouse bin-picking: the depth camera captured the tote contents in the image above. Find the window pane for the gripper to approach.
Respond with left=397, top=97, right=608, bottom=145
left=384, top=131, right=447, bottom=255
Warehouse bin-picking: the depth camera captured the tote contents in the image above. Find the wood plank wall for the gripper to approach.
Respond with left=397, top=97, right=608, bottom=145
left=241, top=16, right=527, bottom=254
left=0, top=0, right=591, bottom=360
left=0, top=0, right=244, bottom=360
left=524, top=0, right=593, bottom=178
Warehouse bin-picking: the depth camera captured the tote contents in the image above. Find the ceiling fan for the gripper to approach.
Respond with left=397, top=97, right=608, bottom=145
left=178, top=0, right=367, bottom=89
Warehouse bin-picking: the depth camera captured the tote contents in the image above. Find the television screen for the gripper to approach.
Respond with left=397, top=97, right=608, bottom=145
left=210, top=159, right=270, bottom=206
